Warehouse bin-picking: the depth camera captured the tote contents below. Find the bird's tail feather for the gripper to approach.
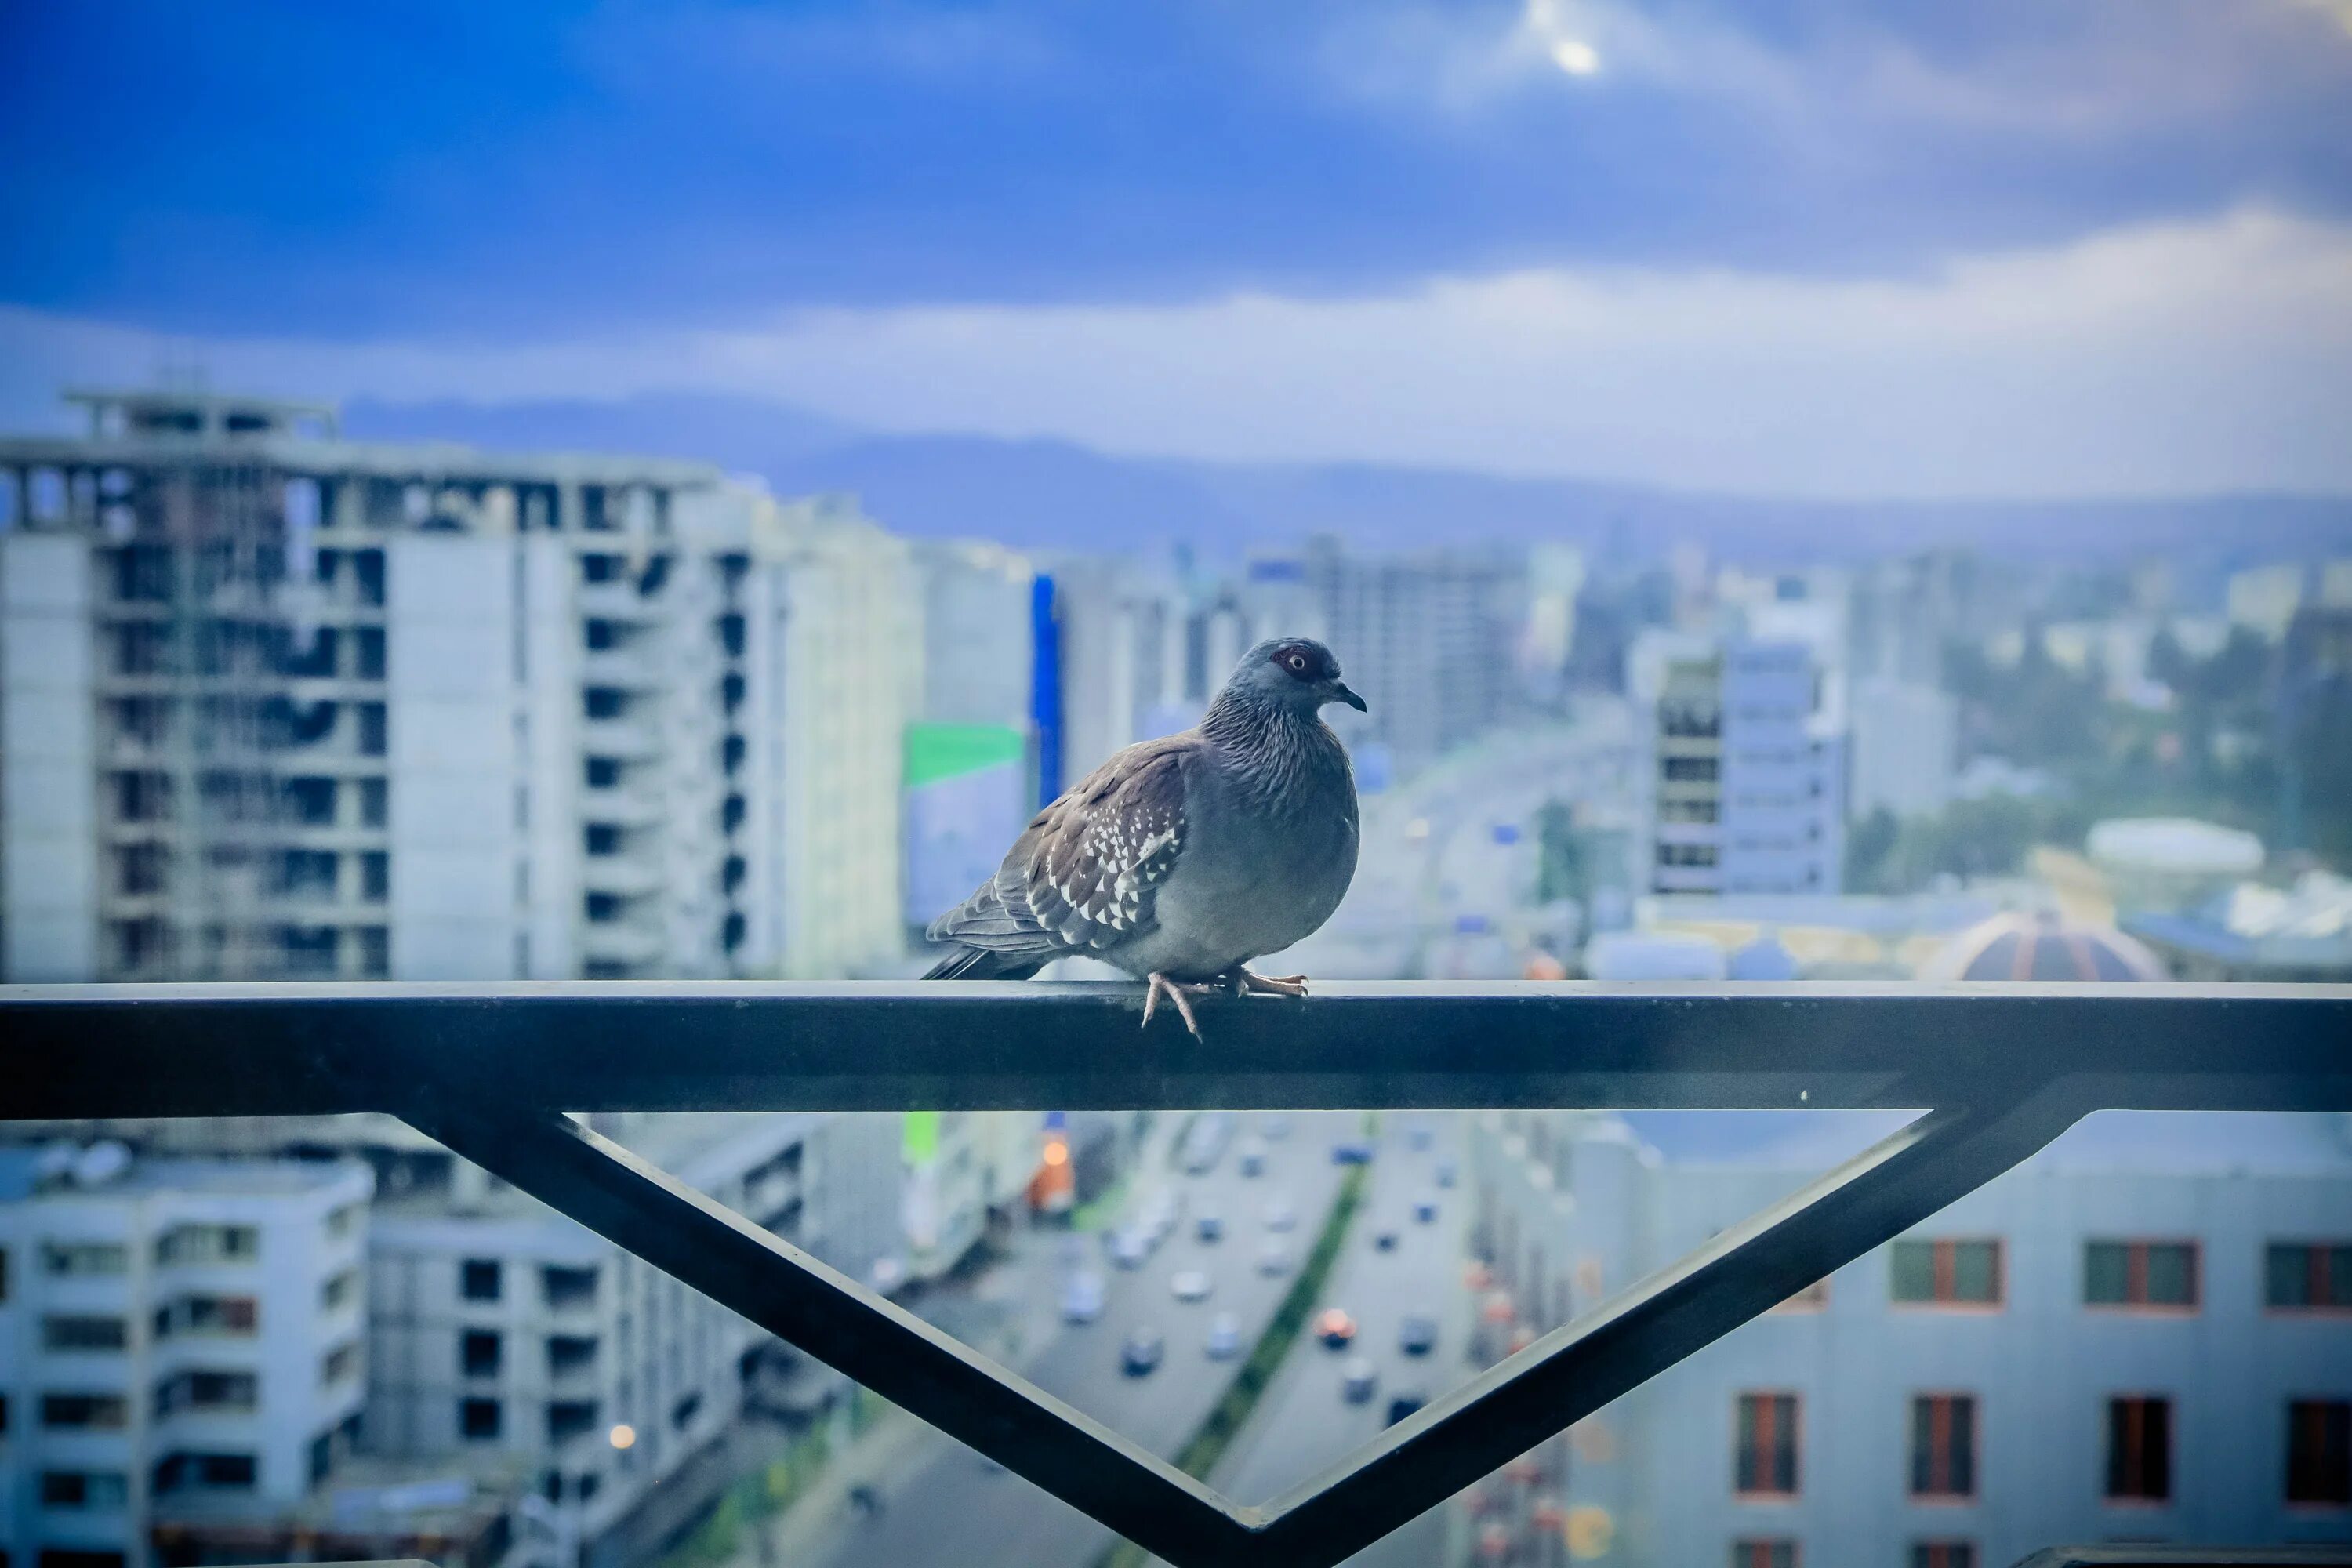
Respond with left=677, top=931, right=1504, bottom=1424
left=921, top=944, right=1048, bottom=982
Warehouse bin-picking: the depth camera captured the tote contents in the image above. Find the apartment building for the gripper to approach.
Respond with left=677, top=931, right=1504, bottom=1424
left=1632, top=619, right=1847, bottom=898
left=0, top=388, right=910, bottom=984
left=0, top=1144, right=373, bottom=1568
left=1464, top=1109, right=2352, bottom=1566
left=363, top=1112, right=901, bottom=1568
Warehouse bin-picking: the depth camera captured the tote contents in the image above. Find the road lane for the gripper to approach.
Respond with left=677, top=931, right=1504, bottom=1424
left=1193, top=1113, right=1477, bottom=1568
left=804, top=1111, right=1355, bottom=1568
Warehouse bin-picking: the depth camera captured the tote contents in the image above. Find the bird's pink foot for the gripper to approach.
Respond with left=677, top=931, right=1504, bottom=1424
left=1232, top=968, right=1310, bottom=998
left=1141, top=972, right=1216, bottom=1036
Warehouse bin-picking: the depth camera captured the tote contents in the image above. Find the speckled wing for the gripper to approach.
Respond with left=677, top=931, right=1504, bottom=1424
left=925, top=736, right=1191, bottom=963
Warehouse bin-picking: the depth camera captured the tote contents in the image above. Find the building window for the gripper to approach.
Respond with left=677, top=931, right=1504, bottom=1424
left=463, top=1330, right=503, bottom=1377
left=321, top=1269, right=358, bottom=1312
left=321, top=1343, right=360, bottom=1386
left=42, top=1316, right=129, bottom=1352
left=461, top=1258, right=503, bottom=1301
left=2287, top=1400, right=2351, bottom=1506
left=673, top=1390, right=703, bottom=1432
left=2267, top=1243, right=2352, bottom=1310
left=1891, top=1240, right=2002, bottom=1307
left=325, top=1202, right=362, bottom=1240
left=2085, top=1241, right=2198, bottom=1309
left=38, top=1552, right=127, bottom=1568
left=156, top=1370, right=258, bottom=1414
left=1657, top=843, right=1721, bottom=868
left=159, top=1294, right=258, bottom=1337
left=39, top=1394, right=129, bottom=1431
left=1736, top=1393, right=1800, bottom=1497
left=2105, top=1396, right=2172, bottom=1502
left=1730, top=1543, right=1797, bottom=1568
left=548, top=1400, right=600, bottom=1444
left=41, top=1242, right=128, bottom=1276
left=548, top=1335, right=599, bottom=1377
left=38, top=1472, right=129, bottom=1511
left=1910, top=1544, right=1976, bottom=1568
left=461, top=1398, right=503, bottom=1441
left=1909, top=1396, right=1977, bottom=1499
left=543, top=1264, right=599, bottom=1310
left=154, top=1452, right=259, bottom=1491
left=1, top=1244, right=9, bottom=1300
left=155, top=1224, right=259, bottom=1265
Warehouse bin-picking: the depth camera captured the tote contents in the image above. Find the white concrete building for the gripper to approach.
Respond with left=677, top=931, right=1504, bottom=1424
left=1632, top=621, right=1847, bottom=898
left=1466, top=1108, right=2352, bottom=1566
left=1849, top=681, right=1958, bottom=822
left=0, top=389, right=913, bottom=984
left=0, top=1145, right=373, bottom=1568
left=364, top=1112, right=902, bottom=1568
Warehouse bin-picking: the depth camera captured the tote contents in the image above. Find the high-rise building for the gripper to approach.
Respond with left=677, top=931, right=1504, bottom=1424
left=1294, top=536, right=1524, bottom=774
left=0, top=390, right=912, bottom=983
left=0, top=1144, right=375, bottom=1568
left=1632, top=620, right=1846, bottom=898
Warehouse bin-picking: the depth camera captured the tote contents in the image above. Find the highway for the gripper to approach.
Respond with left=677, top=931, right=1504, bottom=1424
left=801, top=1111, right=1356, bottom=1568
left=1186, top=1112, right=1476, bottom=1567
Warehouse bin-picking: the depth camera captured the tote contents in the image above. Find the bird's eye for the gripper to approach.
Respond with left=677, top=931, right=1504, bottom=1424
left=1283, top=652, right=1308, bottom=673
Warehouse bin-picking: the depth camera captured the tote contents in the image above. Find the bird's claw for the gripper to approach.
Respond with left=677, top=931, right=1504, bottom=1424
left=1142, top=972, right=1211, bottom=1037
left=1232, top=968, right=1310, bottom=998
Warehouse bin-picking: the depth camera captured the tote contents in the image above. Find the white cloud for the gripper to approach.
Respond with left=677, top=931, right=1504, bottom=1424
left=5, top=208, right=2349, bottom=500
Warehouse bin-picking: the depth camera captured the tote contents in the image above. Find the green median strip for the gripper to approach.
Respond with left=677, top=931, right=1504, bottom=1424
left=1091, top=1159, right=1371, bottom=1568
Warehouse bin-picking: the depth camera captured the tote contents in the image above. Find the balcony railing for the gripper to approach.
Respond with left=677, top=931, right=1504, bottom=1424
left=5, top=980, right=2347, bottom=1568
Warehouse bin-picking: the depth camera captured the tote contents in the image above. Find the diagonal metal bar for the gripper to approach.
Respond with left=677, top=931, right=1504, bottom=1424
left=399, top=1098, right=1265, bottom=1566
left=1248, top=1085, right=2091, bottom=1567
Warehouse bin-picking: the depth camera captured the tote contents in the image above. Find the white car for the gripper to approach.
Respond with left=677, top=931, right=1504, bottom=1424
left=1171, top=1269, right=1214, bottom=1303
left=1256, top=1240, right=1290, bottom=1276
left=1263, top=1200, right=1299, bottom=1232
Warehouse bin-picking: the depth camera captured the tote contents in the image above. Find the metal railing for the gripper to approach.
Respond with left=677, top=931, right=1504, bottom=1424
left=5, top=980, right=2348, bottom=1568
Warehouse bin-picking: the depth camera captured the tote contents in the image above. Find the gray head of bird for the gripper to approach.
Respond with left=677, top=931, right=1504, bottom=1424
left=1224, top=637, right=1368, bottom=715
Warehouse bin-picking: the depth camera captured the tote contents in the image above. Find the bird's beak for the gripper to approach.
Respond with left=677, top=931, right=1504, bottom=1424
left=1332, top=681, right=1368, bottom=713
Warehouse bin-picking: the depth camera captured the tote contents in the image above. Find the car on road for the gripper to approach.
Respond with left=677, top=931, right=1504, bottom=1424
left=1373, top=1229, right=1399, bottom=1251
left=1171, top=1269, right=1213, bottom=1303
left=1262, top=1200, right=1298, bottom=1232
left=1196, top=1212, right=1225, bottom=1243
left=1256, top=1240, right=1290, bottom=1276
left=1341, top=1357, right=1379, bottom=1403
left=1182, top=1113, right=1234, bottom=1175
left=1399, top=1314, right=1438, bottom=1356
left=1061, top=1271, right=1107, bottom=1324
left=1205, top=1312, right=1243, bottom=1359
left=1315, top=1308, right=1358, bottom=1349
left=1121, top=1330, right=1166, bottom=1376
left=1434, top=1159, right=1458, bottom=1189
left=1386, top=1388, right=1428, bottom=1425
left=1406, top=1120, right=1435, bottom=1152
left=1109, top=1228, right=1150, bottom=1269
left=1237, top=1141, right=1267, bottom=1178
left=1413, top=1200, right=1439, bottom=1224
left=1261, top=1115, right=1293, bottom=1141
left=1331, top=1141, right=1377, bottom=1166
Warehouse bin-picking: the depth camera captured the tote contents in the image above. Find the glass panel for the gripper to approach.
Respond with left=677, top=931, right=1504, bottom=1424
left=1951, top=1241, right=1999, bottom=1303
left=1891, top=1241, right=1936, bottom=1301
left=1949, top=1398, right=1976, bottom=1495
left=2085, top=1242, right=2129, bottom=1304
left=2145, top=1244, right=2195, bottom=1306
left=2270, top=1243, right=2311, bottom=1307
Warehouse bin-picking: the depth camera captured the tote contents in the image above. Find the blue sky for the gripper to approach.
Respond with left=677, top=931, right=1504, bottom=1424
left=5, top=0, right=2351, bottom=497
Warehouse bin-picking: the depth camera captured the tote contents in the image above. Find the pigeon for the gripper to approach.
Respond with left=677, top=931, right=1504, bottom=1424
left=923, top=637, right=1366, bottom=1034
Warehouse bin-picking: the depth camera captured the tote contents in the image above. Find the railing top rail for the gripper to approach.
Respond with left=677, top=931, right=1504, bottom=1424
left=6, top=980, right=2347, bottom=1120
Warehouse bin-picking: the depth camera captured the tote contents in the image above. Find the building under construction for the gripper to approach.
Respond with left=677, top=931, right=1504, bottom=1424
left=0, top=388, right=913, bottom=984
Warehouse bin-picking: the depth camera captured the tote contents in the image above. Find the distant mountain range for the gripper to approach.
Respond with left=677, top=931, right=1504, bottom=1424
left=347, top=392, right=2352, bottom=573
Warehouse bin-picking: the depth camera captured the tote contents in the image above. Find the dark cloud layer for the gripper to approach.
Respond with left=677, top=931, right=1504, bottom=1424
left=2, top=0, right=2347, bottom=336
